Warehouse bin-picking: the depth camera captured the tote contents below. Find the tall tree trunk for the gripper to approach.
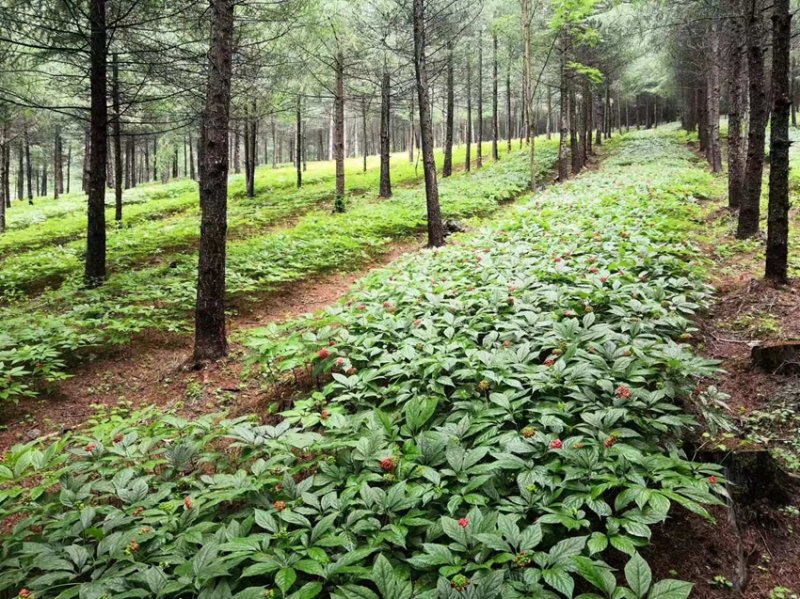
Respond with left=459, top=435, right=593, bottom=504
left=233, top=124, right=240, bottom=174
left=506, top=59, right=512, bottom=154
left=558, top=36, right=570, bottom=181
left=706, top=22, right=722, bottom=173
left=333, top=50, right=345, bottom=212
left=271, top=117, right=277, bottom=168
left=443, top=42, right=454, bottom=177
left=570, top=89, right=581, bottom=174
left=477, top=34, right=483, bottom=169
left=41, top=159, right=47, bottom=197
left=112, top=52, right=123, bottom=221
left=361, top=96, right=367, bottom=173
left=728, top=0, right=749, bottom=209
left=246, top=102, right=257, bottom=198
left=523, top=0, right=536, bottom=190
left=581, top=80, right=590, bottom=164
left=85, top=0, right=108, bottom=285
left=25, top=128, right=32, bottom=203
left=408, top=90, right=415, bottom=163
left=492, top=32, right=499, bottom=161
left=379, top=70, right=392, bottom=198
left=296, top=94, right=303, bottom=188
left=54, top=125, right=62, bottom=198
left=765, top=0, right=791, bottom=282
left=412, top=0, right=443, bottom=247
left=194, top=0, right=234, bottom=363
left=466, top=54, right=472, bottom=172
left=696, top=90, right=707, bottom=153
left=546, top=87, right=552, bottom=140
left=66, top=144, right=71, bottom=193
left=0, top=139, right=5, bottom=233
left=189, top=132, right=196, bottom=180
left=17, top=142, right=23, bottom=200
left=738, top=0, right=768, bottom=239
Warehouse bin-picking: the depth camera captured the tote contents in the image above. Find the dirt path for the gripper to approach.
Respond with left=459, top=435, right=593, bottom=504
left=0, top=240, right=423, bottom=451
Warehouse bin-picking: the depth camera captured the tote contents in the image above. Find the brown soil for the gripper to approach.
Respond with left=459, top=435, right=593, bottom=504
left=0, top=239, right=423, bottom=452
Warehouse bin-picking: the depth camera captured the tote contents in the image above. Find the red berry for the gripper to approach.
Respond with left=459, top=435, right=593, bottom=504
left=19, top=589, right=32, bottom=598
left=589, top=266, right=599, bottom=274
left=550, top=439, right=563, bottom=450
left=544, top=358, right=555, bottom=367
left=184, top=497, right=193, bottom=509
left=273, top=500, right=286, bottom=511
left=317, top=348, right=330, bottom=360
left=708, top=475, right=718, bottom=485
left=458, top=517, right=469, bottom=528
left=615, top=385, right=631, bottom=399
left=604, top=435, right=617, bottom=448
left=85, top=443, right=96, bottom=453
left=335, top=357, right=346, bottom=368
left=380, top=457, right=396, bottom=472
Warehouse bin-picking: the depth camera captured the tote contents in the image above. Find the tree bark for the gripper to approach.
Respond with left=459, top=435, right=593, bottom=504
left=412, top=0, right=443, bottom=247
left=85, top=0, right=108, bottom=286
left=233, top=123, right=240, bottom=174
left=112, top=52, right=123, bottom=221
left=443, top=42, right=454, bottom=177
left=558, top=34, right=570, bottom=181
left=466, top=54, right=472, bottom=172
left=477, top=34, right=483, bottom=169
left=54, top=125, right=63, bottom=198
left=379, top=70, right=392, bottom=198
left=296, top=94, right=303, bottom=188
left=738, top=0, right=768, bottom=239
left=506, top=58, right=512, bottom=154
left=189, top=132, right=196, bottom=180
left=194, top=0, right=234, bottom=363
left=25, top=128, right=32, bottom=203
left=492, top=32, right=499, bottom=161
left=17, top=142, right=23, bottom=200
left=408, top=90, right=415, bottom=163
left=523, top=0, right=536, bottom=190
left=361, top=96, right=367, bottom=173
left=727, top=0, right=749, bottom=209
left=706, top=21, right=723, bottom=173
left=765, top=0, right=791, bottom=282
left=333, top=49, right=345, bottom=212
left=570, top=89, right=581, bottom=174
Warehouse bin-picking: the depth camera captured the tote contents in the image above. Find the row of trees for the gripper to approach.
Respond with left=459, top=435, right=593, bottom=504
left=672, top=0, right=793, bottom=282
left=0, top=0, right=793, bottom=363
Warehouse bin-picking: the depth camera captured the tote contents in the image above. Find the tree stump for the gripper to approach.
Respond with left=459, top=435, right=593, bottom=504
left=751, top=341, right=800, bottom=374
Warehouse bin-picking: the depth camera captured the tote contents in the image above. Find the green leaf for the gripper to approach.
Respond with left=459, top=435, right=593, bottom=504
left=276, top=567, right=297, bottom=594
left=543, top=566, right=574, bottom=597
left=625, top=553, right=652, bottom=598
left=371, top=554, right=412, bottom=599
left=289, top=582, right=324, bottom=599
left=648, top=580, right=692, bottom=599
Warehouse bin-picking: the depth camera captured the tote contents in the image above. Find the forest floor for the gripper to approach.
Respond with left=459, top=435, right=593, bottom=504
left=0, top=240, right=424, bottom=451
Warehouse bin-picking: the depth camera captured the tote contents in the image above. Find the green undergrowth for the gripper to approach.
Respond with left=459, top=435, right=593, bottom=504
left=0, top=140, right=558, bottom=404
left=0, top=142, right=507, bottom=298
left=0, top=132, right=725, bottom=598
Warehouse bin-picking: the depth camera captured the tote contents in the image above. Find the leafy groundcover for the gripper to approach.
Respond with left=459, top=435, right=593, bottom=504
left=0, top=132, right=724, bottom=599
